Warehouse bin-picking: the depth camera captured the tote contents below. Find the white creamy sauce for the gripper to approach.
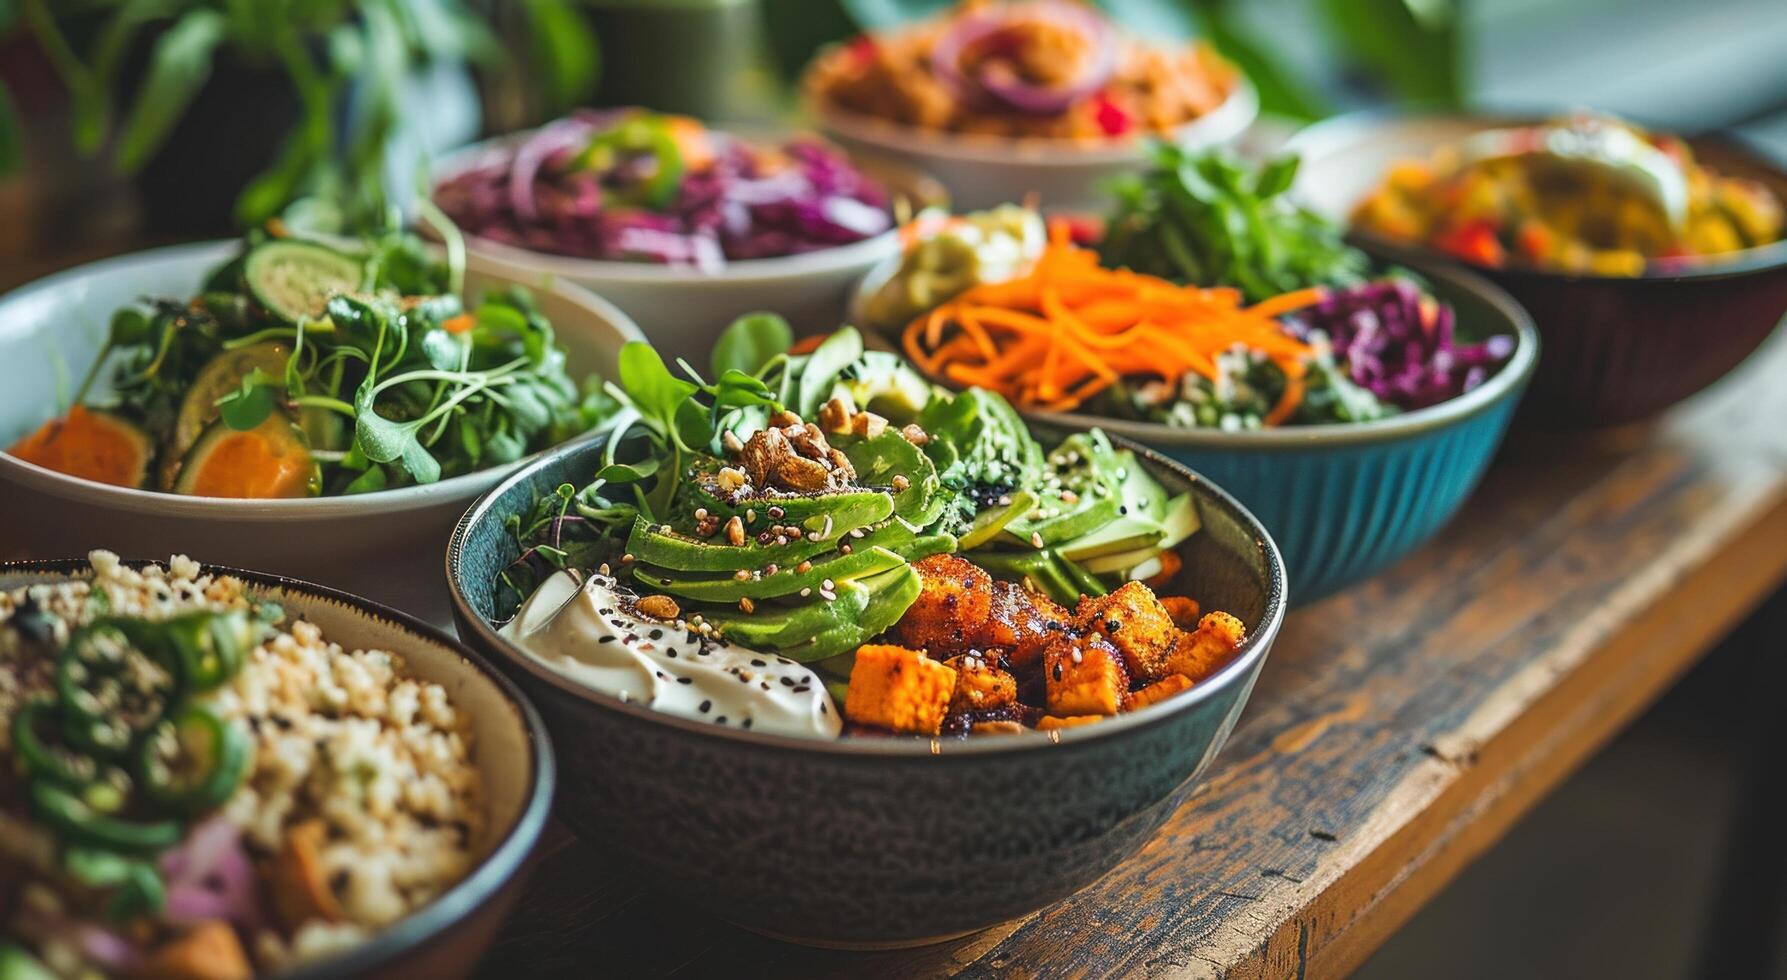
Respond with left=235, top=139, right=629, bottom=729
left=501, top=570, right=842, bottom=738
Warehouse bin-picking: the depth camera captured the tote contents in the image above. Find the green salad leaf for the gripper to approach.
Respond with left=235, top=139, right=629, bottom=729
left=1099, top=145, right=1369, bottom=302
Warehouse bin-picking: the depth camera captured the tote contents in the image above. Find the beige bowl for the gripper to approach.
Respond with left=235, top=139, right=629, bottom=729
left=810, top=79, right=1257, bottom=213
left=0, top=241, right=642, bottom=626
left=432, top=129, right=945, bottom=368
left=0, top=557, right=555, bottom=979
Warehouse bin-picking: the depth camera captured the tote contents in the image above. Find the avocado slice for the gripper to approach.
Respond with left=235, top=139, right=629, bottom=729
left=626, top=491, right=894, bottom=573
left=633, top=546, right=907, bottom=602
left=1057, top=516, right=1168, bottom=561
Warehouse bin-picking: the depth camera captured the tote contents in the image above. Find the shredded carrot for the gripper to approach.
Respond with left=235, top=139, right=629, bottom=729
left=906, top=239, right=1322, bottom=423
left=442, top=313, right=477, bottom=334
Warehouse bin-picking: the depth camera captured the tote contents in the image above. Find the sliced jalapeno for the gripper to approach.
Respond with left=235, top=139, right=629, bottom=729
left=162, top=610, right=256, bottom=693
left=27, top=781, right=181, bottom=855
left=11, top=701, right=98, bottom=787
left=63, top=846, right=165, bottom=921
left=55, top=644, right=168, bottom=759
left=136, top=703, right=250, bottom=813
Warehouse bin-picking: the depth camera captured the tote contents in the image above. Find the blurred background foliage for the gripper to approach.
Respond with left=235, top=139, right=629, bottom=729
left=8, top=0, right=1782, bottom=252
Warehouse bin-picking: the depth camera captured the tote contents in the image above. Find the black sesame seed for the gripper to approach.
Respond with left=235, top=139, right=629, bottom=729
left=699, top=700, right=712, bottom=713
left=648, top=628, right=664, bottom=640
left=792, top=685, right=810, bottom=693
left=751, top=658, right=766, bottom=667
left=780, top=677, right=795, bottom=687
left=667, top=650, right=678, bottom=659
left=677, top=677, right=694, bottom=685
left=1052, top=663, right=1064, bottom=681
left=598, top=635, right=616, bottom=644
left=715, top=716, right=728, bottom=724
left=742, top=718, right=753, bottom=729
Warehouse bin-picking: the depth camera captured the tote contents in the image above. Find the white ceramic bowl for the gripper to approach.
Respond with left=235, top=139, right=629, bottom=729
left=810, top=78, right=1257, bottom=214
left=0, top=240, right=643, bottom=625
left=432, top=132, right=944, bottom=369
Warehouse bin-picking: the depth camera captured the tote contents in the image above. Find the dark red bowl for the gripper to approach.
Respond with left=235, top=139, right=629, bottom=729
left=1292, top=112, right=1787, bottom=429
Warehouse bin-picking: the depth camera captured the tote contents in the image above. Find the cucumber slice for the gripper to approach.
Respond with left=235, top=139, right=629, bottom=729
left=163, top=343, right=292, bottom=489
left=245, top=240, right=364, bottom=323
left=174, top=417, right=318, bottom=499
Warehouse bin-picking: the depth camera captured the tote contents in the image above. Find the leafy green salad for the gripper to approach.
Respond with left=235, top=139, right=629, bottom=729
left=10, top=223, right=609, bottom=497
left=498, top=316, right=1201, bottom=667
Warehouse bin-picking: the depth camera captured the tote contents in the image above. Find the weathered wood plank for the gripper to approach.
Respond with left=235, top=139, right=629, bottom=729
left=481, top=324, right=1787, bottom=978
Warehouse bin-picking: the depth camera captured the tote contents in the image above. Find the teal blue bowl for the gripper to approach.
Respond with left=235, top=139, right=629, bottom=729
left=1013, top=259, right=1538, bottom=603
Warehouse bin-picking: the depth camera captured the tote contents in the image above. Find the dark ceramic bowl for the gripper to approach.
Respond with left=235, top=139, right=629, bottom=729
left=1291, top=111, right=1787, bottom=428
left=446, top=430, right=1285, bottom=948
left=0, top=558, right=557, bottom=979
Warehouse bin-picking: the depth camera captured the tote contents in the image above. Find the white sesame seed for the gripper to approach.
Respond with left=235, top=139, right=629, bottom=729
left=800, top=587, right=812, bottom=597
left=820, top=589, right=837, bottom=601
left=822, top=578, right=835, bottom=591
left=1031, top=532, right=1044, bottom=549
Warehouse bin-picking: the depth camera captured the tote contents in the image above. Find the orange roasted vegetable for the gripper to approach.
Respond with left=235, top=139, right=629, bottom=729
left=1162, top=611, right=1247, bottom=683
left=893, top=554, right=995, bottom=656
left=8, top=406, right=152, bottom=488
left=1043, top=633, right=1129, bottom=717
left=131, top=920, right=251, bottom=980
left=1076, top=581, right=1180, bottom=682
left=844, top=644, right=958, bottom=735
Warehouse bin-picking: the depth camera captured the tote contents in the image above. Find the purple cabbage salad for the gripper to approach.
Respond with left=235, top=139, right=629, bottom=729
left=433, top=108, right=893, bottom=270
left=1284, top=278, right=1516, bottom=412
left=1099, top=277, right=1515, bottom=430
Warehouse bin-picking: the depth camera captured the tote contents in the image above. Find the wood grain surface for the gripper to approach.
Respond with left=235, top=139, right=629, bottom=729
left=477, top=327, right=1787, bottom=979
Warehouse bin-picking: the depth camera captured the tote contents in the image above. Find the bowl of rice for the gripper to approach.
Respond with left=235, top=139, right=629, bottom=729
left=0, top=552, right=554, bottom=978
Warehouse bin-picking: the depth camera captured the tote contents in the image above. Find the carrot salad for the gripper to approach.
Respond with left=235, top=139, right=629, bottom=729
left=904, top=226, right=1326, bottom=424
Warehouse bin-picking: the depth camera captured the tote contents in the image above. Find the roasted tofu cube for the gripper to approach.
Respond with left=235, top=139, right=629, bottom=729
left=1163, top=611, right=1247, bottom=683
left=1124, top=673, right=1192, bottom=712
left=893, top=554, right=994, bottom=656
left=1159, top=595, right=1201, bottom=630
left=844, top=644, right=958, bottom=735
left=944, top=654, right=1018, bottom=712
left=972, top=580, right=1070, bottom=673
left=1043, top=633, right=1129, bottom=716
left=1075, top=581, right=1180, bottom=681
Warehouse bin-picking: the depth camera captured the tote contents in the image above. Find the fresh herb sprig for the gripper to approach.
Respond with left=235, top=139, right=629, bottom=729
left=1099, top=145, right=1369, bottom=302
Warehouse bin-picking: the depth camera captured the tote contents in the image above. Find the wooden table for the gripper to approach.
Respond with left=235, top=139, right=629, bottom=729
left=478, top=328, right=1787, bottom=978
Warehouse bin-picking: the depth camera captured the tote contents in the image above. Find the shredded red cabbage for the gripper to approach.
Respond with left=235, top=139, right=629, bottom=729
left=435, top=111, right=892, bottom=269
left=1283, top=279, right=1515, bottom=411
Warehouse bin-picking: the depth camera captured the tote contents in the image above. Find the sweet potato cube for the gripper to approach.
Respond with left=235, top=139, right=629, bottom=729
left=893, top=554, right=994, bottom=656
left=944, top=654, right=1018, bottom=712
left=972, top=580, right=1069, bottom=673
left=1124, top=673, right=1193, bottom=712
left=1163, top=611, right=1247, bottom=684
left=1044, top=633, right=1129, bottom=717
left=970, top=720, right=1028, bottom=735
left=845, top=644, right=958, bottom=735
left=1075, top=581, right=1180, bottom=681
left=1159, top=595, right=1201, bottom=630
left=1037, top=714, right=1105, bottom=731
left=135, top=921, right=252, bottom=980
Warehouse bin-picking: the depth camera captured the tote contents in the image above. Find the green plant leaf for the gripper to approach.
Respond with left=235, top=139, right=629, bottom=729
left=113, top=8, right=228, bottom=172
left=0, top=82, right=19, bottom=178
left=216, top=369, right=277, bottom=431
left=712, top=312, right=794, bottom=378
left=797, top=327, right=864, bottom=419
left=617, top=341, right=699, bottom=441
left=1317, top=0, right=1462, bottom=106
left=525, top=0, right=601, bottom=114
left=343, top=466, right=389, bottom=494
left=593, top=458, right=658, bottom=485
left=421, top=329, right=466, bottom=371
